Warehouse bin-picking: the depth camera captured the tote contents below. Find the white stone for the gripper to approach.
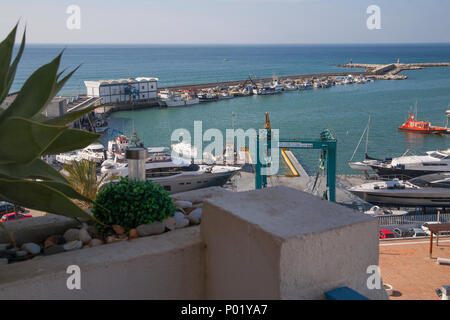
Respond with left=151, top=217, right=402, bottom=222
left=21, top=243, right=41, bottom=255
left=173, top=211, right=185, bottom=220
left=79, top=229, right=92, bottom=245
left=175, top=218, right=189, bottom=229
left=15, top=250, right=27, bottom=257
left=136, top=222, right=165, bottom=237
left=174, top=200, right=193, bottom=209
left=88, top=239, right=104, bottom=247
left=63, top=240, right=83, bottom=251
left=188, top=208, right=202, bottom=224
left=162, top=217, right=176, bottom=231
left=63, top=228, right=80, bottom=242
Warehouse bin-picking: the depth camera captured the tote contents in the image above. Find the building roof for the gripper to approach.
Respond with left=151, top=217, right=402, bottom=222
left=84, top=77, right=159, bottom=87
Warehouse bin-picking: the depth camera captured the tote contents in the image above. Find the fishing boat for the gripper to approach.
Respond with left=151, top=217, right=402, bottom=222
left=349, top=173, right=450, bottom=207
left=198, top=92, right=218, bottom=102
left=398, top=111, right=447, bottom=134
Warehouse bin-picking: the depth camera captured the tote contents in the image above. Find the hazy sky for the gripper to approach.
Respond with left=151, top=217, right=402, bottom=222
left=1, top=0, right=450, bottom=44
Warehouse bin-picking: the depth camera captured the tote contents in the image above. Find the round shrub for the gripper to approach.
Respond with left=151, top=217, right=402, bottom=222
left=92, top=177, right=176, bottom=233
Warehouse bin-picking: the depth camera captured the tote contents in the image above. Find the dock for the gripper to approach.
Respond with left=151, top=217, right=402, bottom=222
left=337, top=62, right=450, bottom=80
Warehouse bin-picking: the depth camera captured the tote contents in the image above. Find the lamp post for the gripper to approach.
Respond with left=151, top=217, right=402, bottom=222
left=126, top=147, right=147, bottom=181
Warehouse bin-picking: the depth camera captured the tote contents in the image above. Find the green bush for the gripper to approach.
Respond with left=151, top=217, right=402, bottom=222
left=92, top=177, right=176, bottom=233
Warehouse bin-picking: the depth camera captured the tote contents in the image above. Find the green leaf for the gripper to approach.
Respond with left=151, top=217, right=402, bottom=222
left=42, top=128, right=101, bottom=155
left=40, top=181, right=94, bottom=204
left=0, top=158, right=67, bottom=183
left=52, top=65, right=80, bottom=98
left=0, top=177, right=103, bottom=223
left=44, top=105, right=98, bottom=126
left=0, top=52, right=61, bottom=123
left=0, top=117, right=66, bottom=165
left=0, top=27, right=25, bottom=104
left=0, top=24, right=17, bottom=101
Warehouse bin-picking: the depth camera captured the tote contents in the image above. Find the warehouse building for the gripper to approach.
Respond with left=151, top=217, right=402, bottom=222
left=84, top=77, right=159, bottom=104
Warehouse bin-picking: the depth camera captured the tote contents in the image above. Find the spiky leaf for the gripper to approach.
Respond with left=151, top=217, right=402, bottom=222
left=0, top=117, right=66, bottom=165
left=42, top=128, right=101, bottom=155
left=0, top=158, right=67, bottom=183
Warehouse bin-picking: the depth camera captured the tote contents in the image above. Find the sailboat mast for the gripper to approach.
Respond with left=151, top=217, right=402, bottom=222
left=365, top=116, right=370, bottom=157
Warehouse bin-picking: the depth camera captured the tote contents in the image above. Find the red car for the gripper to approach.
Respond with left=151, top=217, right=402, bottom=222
left=379, top=229, right=395, bottom=239
left=0, top=212, right=32, bottom=223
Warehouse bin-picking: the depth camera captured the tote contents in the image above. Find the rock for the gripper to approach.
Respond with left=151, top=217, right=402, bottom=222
left=184, top=207, right=196, bottom=215
left=64, top=228, right=80, bottom=242
left=174, top=211, right=185, bottom=220
left=128, top=229, right=139, bottom=239
left=63, top=240, right=83, bottom=251
left=105, top=235, right=126, bottom=244
left=21, top=243, right=41, bottom=255
left=88, top=239, right=104, bottom=247
left=43, top=245, right=65, bottom=256
left=162, top=217, right=177, bottom=231
left=44, top=235, right=59, bottom=248
left=175, top=217, right=189, bottom=229
left=79, top=229, right=92, bottom=245
left=112, top=225, right=125, bottom=235
left=136, top=222, right=165, bottom=237
left=0, top=258, right=8, bottom=265
left=188, top=208, right=202, bottom=225
left=86, top=225, right=101, bottom=238
left=15, top=250, right=28, bottom=257
left=174, top=200, right=193, bottom=209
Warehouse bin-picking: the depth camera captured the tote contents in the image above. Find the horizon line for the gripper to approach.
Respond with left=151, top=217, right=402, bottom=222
left=18, top=41, right=450, bottom=46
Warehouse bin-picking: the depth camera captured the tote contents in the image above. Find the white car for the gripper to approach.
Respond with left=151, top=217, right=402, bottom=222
left=422, top=222, right=450, bottom=236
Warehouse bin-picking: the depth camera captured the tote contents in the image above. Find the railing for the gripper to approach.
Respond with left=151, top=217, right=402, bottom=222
left=377, top=213, right=450, bottom=226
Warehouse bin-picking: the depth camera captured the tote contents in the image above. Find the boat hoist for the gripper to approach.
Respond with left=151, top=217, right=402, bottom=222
left=255, top=113, right=337, bottom=202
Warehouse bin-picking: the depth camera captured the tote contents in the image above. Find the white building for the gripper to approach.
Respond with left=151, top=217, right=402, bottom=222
left=84, top=77, right=159, bottom=104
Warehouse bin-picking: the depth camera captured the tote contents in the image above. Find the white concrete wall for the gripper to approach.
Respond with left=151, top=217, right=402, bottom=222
left=0, top=186, right=388, bottom=300
left=0, top=227, right=205, bottom=299
left=201, top=186, right=388, bottom=300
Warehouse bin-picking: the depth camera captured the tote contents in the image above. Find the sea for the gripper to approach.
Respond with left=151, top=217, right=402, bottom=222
left=10, top=44, right=450, bottom=175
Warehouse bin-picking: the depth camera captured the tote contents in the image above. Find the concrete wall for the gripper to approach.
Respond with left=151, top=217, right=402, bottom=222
left=0, top=186, right=387, bottom=299
left=201, top=186, right=388, bottom=300
left=0, top=227, right=204, bottom=299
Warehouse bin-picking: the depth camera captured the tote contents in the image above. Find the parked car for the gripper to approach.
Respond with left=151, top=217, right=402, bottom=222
left=422, top=222, right=450, bottom=236
left=0, top=201, right=24, bottom=215
left=379, top=229, right=395, bottom=239
left=0, top=212, right=32, bottom=223
left=409, top=227, right=426, bottom=237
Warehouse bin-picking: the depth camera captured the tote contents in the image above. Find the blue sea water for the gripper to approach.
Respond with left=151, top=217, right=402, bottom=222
left=11, top=44, right=450, bottom=174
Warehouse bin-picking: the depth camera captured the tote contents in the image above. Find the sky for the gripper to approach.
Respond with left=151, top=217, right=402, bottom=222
left=1, top=0, right=450, bottom=44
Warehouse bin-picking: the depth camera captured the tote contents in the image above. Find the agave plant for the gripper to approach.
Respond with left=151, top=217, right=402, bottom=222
left=0, top=24, right=104, bottom=222
left=63, top=160, right=112, bottom=205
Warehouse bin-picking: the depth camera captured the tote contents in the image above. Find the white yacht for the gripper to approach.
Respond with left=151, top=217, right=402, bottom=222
left=369, top=149, right=450, bottom=179
left=78, top=143, right=106, bottom=164
left=349, top=173, right=450, bottom=207
left=101, top=152, right=241, bottom=194
left=56, top=150, right=81, bottom=165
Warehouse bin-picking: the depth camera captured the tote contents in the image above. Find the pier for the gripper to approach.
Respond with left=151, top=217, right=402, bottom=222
left=337, top=61, right=450, bottom=80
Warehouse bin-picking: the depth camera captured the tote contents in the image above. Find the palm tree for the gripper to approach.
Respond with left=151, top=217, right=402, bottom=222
left=63, top=160, right=112, bottom=207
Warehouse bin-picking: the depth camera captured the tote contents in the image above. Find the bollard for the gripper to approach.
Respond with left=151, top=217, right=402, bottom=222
left=126, top=147, right=147, bottom=181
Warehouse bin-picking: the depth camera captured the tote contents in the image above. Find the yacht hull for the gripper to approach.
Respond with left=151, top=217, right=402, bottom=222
left=349, top=189, right=450, bottom=207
